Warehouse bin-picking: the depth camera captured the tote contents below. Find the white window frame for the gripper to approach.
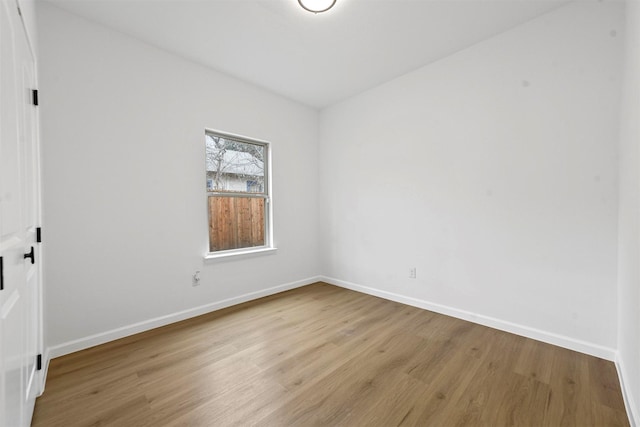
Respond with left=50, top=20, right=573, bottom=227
left=204, top=128, right=275, bottom=260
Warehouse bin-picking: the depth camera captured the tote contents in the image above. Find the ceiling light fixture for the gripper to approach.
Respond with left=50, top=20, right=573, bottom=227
left=298, top=0, right=336, bottom=13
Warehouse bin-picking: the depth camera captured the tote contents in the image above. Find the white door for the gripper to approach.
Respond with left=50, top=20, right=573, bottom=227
left=0, top=0, right=42, bottom=426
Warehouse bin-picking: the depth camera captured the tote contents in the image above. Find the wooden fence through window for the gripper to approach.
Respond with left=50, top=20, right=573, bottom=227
left=208, top=196, right=265, bottom=252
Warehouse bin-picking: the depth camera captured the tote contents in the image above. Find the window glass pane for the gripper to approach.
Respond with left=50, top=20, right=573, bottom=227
left=208, top=196, right=265, bottom=252
left=205, top=134, right=265, bottom=193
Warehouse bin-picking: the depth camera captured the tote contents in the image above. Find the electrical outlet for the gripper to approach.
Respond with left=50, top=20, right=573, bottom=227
left=192, top=271, right=201, bottom=286
left=409, top=268, right=416, bottom=279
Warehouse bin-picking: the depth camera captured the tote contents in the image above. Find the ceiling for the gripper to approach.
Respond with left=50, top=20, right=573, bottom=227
left=43, top=0, right=569, bottom=109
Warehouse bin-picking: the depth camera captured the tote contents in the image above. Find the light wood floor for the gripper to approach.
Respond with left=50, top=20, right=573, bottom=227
left=32, top=282, right=629, bottom=426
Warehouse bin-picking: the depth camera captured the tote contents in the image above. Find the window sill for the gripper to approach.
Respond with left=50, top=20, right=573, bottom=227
left=204, top=247, right=277, bottom=261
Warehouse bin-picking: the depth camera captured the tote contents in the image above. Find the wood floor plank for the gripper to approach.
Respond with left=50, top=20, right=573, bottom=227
left=341, top=373, right=426, bottom=427
left=259, top=332, right=430, bottom=426
left=544, top=348, right=593, bottom=427
left=514, top=337, right=555, bottom=385
left=588, top=356, right=628, bottom=411
left=32, top=283, right=630, bottom=427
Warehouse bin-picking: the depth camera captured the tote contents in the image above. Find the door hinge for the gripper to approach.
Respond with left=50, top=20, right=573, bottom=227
left=37, top=354, right=42, bottom=371
left=32, top=89, right=38, bottom=106
left=36, top=227, right=42, bottom=243
left=24, top=246, right=34, bottom=264
left=0, top=257, right=3, bottom=291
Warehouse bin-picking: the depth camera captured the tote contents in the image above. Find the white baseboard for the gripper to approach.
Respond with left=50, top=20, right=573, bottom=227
left=46, top=276, right=322, bottom=362
left=321, top=276, right=617, bottom=361
left=616, top=354, right=639, bottom=427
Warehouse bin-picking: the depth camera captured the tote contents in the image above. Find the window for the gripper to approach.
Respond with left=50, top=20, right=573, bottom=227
left=205, top=130, right=272, bottom=256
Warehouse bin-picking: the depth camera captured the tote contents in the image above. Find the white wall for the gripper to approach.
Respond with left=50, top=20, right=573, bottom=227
left=617, top=1, right=640, bottom=424
left=37, top=3, right=320, bottom=353
left=319, top=2, right=623, bottom=356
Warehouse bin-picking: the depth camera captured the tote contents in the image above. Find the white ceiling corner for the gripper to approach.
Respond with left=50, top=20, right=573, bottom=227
left=42, top=0, right=570, bottom=109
